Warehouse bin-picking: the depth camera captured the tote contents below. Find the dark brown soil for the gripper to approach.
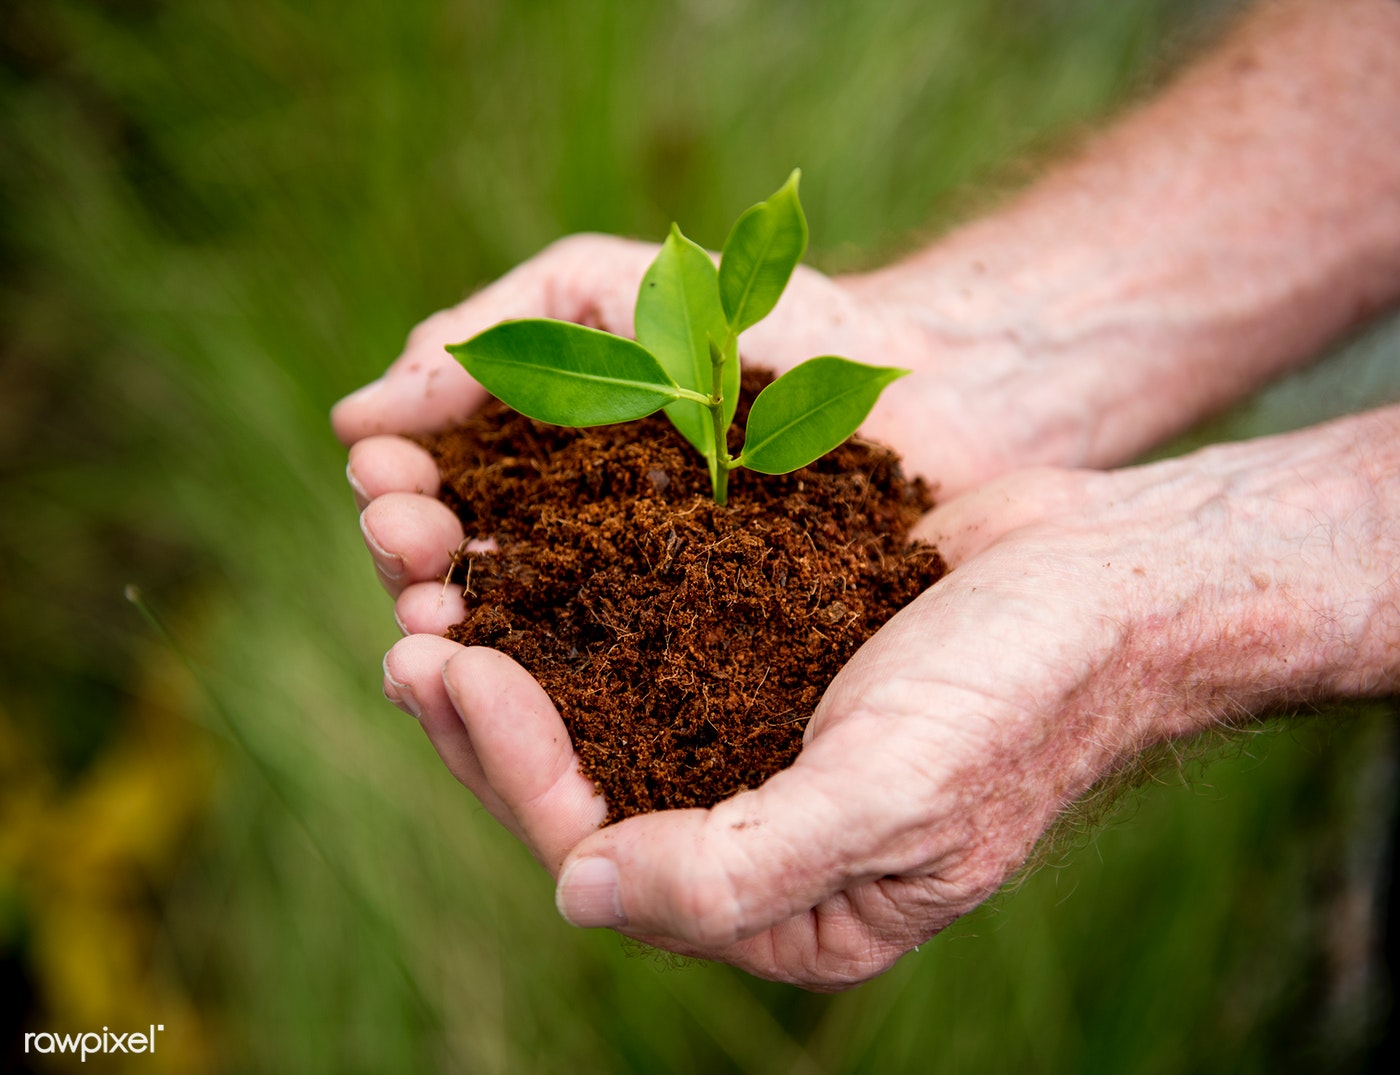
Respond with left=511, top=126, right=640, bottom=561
left=420, top=373, right=945, bottom=824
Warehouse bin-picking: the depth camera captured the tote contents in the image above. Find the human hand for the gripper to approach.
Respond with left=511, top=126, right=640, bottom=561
left=330, top=231, right=1073, bottom=665
left=332, top=229, right=1101, bottom=626
left=377, top=408, right=1400, bottom=989
left=333, top=230, right=1076, bottom=510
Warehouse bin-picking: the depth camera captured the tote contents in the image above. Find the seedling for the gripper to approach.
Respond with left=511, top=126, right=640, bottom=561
left=447, top=171, right=907, bottom=505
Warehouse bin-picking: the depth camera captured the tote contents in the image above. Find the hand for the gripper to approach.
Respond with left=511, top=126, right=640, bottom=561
left=332, top=230, right=1073, bottom=625
left=376, top=409, right=1400, bottom=989
left=334, top=230, right=1058, bottom=505
left=378, top=462, right=1182, bottom=989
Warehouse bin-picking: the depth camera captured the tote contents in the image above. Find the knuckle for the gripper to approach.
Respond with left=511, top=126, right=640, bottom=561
left=920, top=844, right=1018, bottom=917
left=404, top=309, right=460, bottom=352
left=538, top=232, right=611, bottom=267
left=668, top=868, right=747, bottom=948
left=805, top=948, right=900, bottom=993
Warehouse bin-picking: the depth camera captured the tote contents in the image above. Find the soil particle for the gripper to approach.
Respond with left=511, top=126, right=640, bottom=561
left=420, top=372, right=946, bottom=824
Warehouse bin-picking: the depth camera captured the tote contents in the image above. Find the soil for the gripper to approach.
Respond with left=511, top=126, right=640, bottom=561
left=419, top=372, right=946, bottom=824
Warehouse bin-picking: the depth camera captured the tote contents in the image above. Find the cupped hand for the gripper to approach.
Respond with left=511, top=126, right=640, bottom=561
left=336, top=233, right=1050, bottom=603
left=375, top=413, right=1384, bottom=989
left=337, top=229, right=1395, bottom=989
left=332, top=232, right=1034, bottom=488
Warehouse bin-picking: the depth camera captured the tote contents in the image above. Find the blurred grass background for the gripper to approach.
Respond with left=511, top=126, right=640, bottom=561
left=2, top=0, right=1398, bottom=1071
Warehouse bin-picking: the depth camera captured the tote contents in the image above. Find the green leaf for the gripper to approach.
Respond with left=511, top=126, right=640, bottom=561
left=447, top=319, right=681, bottom=427
left=718, top=169, right=808, bottom=334
left=736, top=357, right=908, bottom=474
left=634, top=225, right=733, bottom=461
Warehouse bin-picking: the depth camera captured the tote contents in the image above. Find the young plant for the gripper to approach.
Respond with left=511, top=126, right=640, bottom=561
left=447, top=171, right=907, bottom=505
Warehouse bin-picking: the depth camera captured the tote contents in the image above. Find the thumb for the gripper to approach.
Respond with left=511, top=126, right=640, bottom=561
left=909, top=466, right=1100, bottom=567
left=552, top=709, right=948, bottom=948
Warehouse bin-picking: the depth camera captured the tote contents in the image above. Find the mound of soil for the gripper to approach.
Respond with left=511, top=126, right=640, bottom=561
left=420, top=373, right=945, bottom=824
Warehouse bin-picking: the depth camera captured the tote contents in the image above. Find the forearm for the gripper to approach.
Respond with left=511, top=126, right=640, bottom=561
left=859, top=0, right=1400, bottom=472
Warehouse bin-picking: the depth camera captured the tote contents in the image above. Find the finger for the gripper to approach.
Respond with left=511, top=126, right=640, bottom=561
left=667, top=876, right=939, bottom=990
left=394, top=580, right=469, bottom=636
left=347, top=435, right=441, bottom=511
left=382, top=634, right=517, bottom=835
left=331, top=236, right=663, bottom=446
left=331, top=314, right=486, bottom=445
left=442, top=647, right=607, bottom=873
left=737, top=266, right=867, bottom=368
left=553, top=714, right=947, bottom=946
left=910, top=466, right=1095, bottom=566
left=359, top=492, right=465, bottom=598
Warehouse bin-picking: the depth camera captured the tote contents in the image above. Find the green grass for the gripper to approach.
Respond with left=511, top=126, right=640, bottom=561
left=4, top=0, right=1397, bottom=1071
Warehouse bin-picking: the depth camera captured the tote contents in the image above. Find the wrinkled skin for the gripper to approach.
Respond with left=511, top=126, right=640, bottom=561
left=333, top=233, right=1065, bottom=511
left=332, top=0, right=1400, bottom=990
left=333, top=234, right=1399, bottom=989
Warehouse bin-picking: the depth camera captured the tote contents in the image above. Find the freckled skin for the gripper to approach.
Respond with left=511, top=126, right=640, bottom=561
left=338, top=0, right=1400, bottom=989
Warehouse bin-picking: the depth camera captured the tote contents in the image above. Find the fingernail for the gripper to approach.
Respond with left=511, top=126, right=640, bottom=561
left=441, top=660, right=471, bottom=717
left=382, top=656, right=421, bottom=718
left=556, top=858, right=626, bottom=928
left=360, top=511, right=406, bottom=580
left=346, top=461, right=370, bottom=509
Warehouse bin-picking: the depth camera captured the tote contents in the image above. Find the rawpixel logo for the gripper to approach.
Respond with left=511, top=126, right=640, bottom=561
left=24, top=1024, right=166, bottom=1063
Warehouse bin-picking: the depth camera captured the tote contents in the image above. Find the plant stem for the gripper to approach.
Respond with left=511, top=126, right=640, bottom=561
left=673, top=387, right=713, bottom=405
left=708, top=335, right=735, bottom=505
